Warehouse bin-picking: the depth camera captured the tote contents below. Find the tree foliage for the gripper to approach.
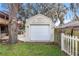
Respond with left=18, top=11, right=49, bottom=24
left=18, top=3, right=68, bottom=25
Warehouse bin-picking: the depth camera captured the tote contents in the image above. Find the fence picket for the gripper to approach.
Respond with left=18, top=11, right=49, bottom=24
left=72, top=36, right=75, bottom=55
left=69, top=35, right=71, bottom=55
left=61, top=33, right=64, bottom=51
left=68, top=35, right=70, bottom=53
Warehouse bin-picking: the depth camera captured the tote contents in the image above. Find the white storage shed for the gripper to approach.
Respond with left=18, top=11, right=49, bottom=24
left=24, top=14, right=55, bottom=42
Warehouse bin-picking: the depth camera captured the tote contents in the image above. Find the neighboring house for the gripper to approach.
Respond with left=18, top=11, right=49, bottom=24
left=0, top=11, right=24, bottom=41
left=55, top=20, right=79, bottom=31
left=0, top=11, right=9, bottom=38
left=23, top=14, right=55, bottom=42
left=55, top=20, right=79, bottom=36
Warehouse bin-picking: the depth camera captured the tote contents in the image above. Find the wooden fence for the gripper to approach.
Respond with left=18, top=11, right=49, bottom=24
left=61, top=33, right=79, bottom=56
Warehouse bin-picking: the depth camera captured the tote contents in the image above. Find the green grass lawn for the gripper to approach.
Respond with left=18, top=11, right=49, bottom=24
left=0, top=43, right=66, bottom=56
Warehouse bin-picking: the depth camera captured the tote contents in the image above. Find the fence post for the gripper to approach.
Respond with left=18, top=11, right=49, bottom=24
left=61, top=33, right=64, bottom=51
left=75, top=36, right=78, bottom=56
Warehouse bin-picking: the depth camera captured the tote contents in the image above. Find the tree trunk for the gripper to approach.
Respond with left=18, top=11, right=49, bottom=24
left=71, top=28, right=73, bottom=36
left=8, top=4, right=18, bottom=44
left=8, top=19, right=17, bottom=43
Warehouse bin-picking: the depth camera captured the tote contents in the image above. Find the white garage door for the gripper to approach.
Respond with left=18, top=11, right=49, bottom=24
left=30, top=25, right=51, bottom=41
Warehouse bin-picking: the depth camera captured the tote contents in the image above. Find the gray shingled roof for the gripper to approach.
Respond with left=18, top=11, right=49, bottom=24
left=55, top=21, right=79, bottom=28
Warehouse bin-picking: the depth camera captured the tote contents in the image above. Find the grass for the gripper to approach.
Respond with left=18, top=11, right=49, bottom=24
left=0, top=43, right=66, bottom=56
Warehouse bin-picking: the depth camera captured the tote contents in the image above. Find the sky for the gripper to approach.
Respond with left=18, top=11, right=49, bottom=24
left=0, top=4, right=5, bottom=11
left=0, top=4, right=9, bottom=13
left=0, top=3, right=78, bottom=26
left=64, top=3, right=74, bottom=23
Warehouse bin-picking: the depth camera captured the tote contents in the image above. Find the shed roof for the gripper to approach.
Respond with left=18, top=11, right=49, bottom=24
left=26, top=14, right=55, bottom=25
left=27, top=14, right=52, bottom=20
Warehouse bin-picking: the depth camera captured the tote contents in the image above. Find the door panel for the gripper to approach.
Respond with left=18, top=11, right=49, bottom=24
left=30, top=25, right=50, bottom=41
